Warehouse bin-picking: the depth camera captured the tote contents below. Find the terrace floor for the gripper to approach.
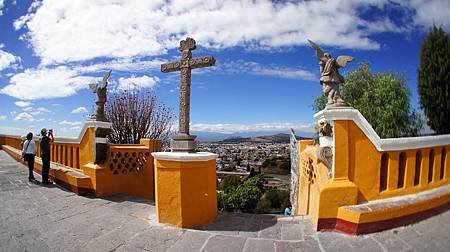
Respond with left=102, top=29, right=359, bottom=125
left=0, top=150, right=448, bottom=252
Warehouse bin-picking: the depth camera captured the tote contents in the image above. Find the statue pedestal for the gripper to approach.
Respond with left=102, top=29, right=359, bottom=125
left=81, top=120, right=112, bottom=165
left=170, top=133, right=197, bottom=153
left=151, top=152, right=218, bottom=228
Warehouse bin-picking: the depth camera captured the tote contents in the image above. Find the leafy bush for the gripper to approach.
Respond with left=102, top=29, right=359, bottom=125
left=219, top=175, right=242, bottom=194
left=255, top=198, right=271, bottom=214
left=227, top=183, right=263, bottom=213
left=265, top=190, right=281, bottom=208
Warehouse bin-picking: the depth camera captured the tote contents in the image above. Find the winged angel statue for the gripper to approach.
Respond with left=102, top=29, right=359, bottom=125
left=89, top=70, right=112, bottom=121
left=308, top=40, right=354, bottom=107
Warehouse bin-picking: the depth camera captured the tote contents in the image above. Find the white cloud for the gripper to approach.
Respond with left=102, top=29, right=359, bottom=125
left=14, top=101, right=32, bottom=107
left=0, top=115, right=6, bottom=120
left=0, top=66, right=100, bottom=100
left=23, top=107, right=33, bottom=111
left=0, top=45, right=21, bottom=71
left=221, top=60, right=315, bottom=81
left=14, top=112, right=34, bottom=121
left=191, top=122, right=315, bottom=134
left=398, top=0, right=450, bottom=31
left=59, top=120, right=81, bottom=126
left=117, top=75, right=160, bottom=91
left=71, top=106, right=88, bottom=114
left=36, top=107, right=51, bottom=113
left=15, top=0, right=440, bottom=66
left=0, top=0, right=4, bottom=16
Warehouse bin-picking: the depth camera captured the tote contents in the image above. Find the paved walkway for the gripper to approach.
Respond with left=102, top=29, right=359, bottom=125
left=0, top=150, right=448, bottom=252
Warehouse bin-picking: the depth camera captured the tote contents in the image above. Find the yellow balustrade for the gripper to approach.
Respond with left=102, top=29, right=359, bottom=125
left=298, top=108, right=450, bottom=234
left=0, top=123, right=162, bottom=200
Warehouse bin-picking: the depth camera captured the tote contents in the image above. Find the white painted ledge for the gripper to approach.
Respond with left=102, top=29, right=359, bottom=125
left=314, top=107, right=450, bottom=151
left=0, top=120, right=112, bottom=144
left=152, top=152, right=218, bottom=162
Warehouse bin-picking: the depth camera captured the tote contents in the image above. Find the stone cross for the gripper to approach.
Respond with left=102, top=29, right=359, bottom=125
left=161, top=37, right=215, bottom=152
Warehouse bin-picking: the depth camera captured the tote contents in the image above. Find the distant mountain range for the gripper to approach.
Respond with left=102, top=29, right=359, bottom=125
left=193, top=130, right=314, bottom=143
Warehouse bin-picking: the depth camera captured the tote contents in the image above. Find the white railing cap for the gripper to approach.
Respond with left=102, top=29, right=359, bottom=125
left=314, top=107, right=450, bottom=151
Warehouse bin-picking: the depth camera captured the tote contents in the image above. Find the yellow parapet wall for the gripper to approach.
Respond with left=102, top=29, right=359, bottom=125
left=0, top=124, right=162, bottom=200
left=298, top=107, right=450, bottom=234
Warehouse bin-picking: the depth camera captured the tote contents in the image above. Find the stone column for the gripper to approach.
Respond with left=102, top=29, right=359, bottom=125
left=151, top=152, right=218, bottom=228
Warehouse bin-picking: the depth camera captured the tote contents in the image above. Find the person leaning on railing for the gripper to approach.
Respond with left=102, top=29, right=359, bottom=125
left=22, top=132, right=36, bottom=182
left=40, top=128, right=54, bottom=185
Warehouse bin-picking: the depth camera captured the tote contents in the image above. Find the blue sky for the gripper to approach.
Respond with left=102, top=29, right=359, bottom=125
left=0, top=0, right=449, bottom=138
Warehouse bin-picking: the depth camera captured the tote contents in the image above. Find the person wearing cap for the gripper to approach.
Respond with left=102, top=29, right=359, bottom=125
left=40, top=128, right=54, bottom=184
left=22, top=132, right=36, bottom=182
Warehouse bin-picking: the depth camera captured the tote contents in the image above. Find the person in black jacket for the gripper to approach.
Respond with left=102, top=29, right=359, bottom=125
left=22, top=132, right=36, bottom=182
left=40, top=128, right=54, bottom=184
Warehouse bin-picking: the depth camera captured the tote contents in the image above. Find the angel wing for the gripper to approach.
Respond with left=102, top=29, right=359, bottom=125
left=336, top=55, right=354, bottom=68
left=89, top=83, right=98, bottom=93
left=307, top=39, right=326, bottom=61
left=102, top=70, right=112, bottom=88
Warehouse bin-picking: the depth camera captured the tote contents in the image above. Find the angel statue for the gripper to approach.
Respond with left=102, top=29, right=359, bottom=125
left=89, top=70, right=112, bottom=121
left=308, top=40, right=354, bottom=107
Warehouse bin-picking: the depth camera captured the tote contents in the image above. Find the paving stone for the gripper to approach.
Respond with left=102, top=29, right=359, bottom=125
left=274, top=238, right=321, bottom=252
left=126, top=226, right=184, bottom=252
left=201, top=234, right=247, bottom=252
left=281, top=223, right=304, bottom=240
left=166, top=230, right=211, bottom=252
left=258, top=223, right=282, bottom=239
left=346, top=235, right=385, bottom=252
left=243, top=238, right=275, bottom=252
left=372, top=231, right=414, bottom=252
left=317, top=232, right=354, bottom=252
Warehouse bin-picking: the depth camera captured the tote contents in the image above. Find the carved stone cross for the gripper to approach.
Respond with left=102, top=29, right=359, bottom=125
left=161, top=37, right=215, bottom=152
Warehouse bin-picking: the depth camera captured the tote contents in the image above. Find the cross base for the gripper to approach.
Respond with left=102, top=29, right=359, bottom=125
left=171, top=134, right=197, bottom=153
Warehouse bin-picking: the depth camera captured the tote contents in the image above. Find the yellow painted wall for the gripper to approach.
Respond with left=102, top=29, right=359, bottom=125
left=297, top=117, right=449, bottom=230
left=154, top=159, right=217, bottom=228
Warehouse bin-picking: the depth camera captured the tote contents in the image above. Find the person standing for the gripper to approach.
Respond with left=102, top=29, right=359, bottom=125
left=22, top=132, right=36, bottom=182
left=40, top=128, right=54, bottom=184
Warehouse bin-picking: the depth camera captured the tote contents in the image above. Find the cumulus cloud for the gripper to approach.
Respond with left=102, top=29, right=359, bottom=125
left=221, top=60, right=315, bottom=81
left=14, top=0, right=445, bottom=66
left=14, top=101, right=32, bottom=107
left=0, top=66, right=100, bottom=100
left=0, top=44, right=21, bottom=71
left=71, top=106, right=88, bottom=114
left=191, top=122, right=315, bottom=134
left=59, top=120, right=81, bottom=126
left=0, top=0, right=4, bottom=16
left=0, top=115, right=6, bottom=120
left=14, top=112, right=34, bottom=121
left=117, top=75, right=160, bottom=91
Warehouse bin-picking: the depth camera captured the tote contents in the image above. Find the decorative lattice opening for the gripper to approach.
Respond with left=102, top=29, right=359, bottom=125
left=440, top=147, right=446, bottom=180
left=414, top=151, right=422, bottom=186
left=380, top=153, right=389, bottom=192
left=108, top=150, right=150, bottom=175
left=301, top=158, right=316, bottom=185
left=428, top=149, right=435, bottom=183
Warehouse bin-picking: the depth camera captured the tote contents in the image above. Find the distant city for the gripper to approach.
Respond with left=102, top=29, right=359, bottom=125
left=198, top=133, right=312, bottom=190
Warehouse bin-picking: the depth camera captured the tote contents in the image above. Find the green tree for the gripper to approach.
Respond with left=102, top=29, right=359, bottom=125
left=219, top=175, right=242, bottom=194
left=313, top=64, right=423, bottom=138
left=265, top=190, right=281, bottom=208
left=418, top=26, right=450, bottom=134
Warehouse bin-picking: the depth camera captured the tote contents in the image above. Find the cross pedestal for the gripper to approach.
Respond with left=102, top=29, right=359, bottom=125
left=151, top=152, right=218, bottom=228
left=161, top=37, right=215, bottom=152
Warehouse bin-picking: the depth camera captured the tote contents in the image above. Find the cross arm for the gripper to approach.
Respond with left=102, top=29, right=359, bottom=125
left=190, top=56, right=216, bottom=69
left=161, top=61, right=181, bottom=73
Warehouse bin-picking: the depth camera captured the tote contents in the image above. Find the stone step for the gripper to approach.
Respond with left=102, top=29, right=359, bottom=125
left=335, top=185, right=450, bottom=234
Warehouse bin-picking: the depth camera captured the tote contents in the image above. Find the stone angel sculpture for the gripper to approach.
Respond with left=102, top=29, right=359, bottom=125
left=89, top=70, right=112, bottom=121
left=308, top=39, right=354, bottom=107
